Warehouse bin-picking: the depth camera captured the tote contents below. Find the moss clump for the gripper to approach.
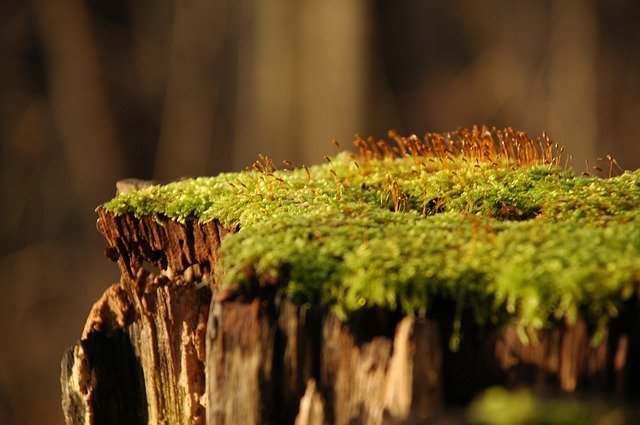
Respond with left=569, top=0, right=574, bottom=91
left=468, top=386, right=626, bottom=424
left=103, top=127, right=640, bottom=347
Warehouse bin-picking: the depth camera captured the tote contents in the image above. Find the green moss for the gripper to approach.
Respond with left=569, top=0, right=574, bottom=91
left=468, top=386, right=626, bottom=424
left=102, top=131, right=640, bottom=346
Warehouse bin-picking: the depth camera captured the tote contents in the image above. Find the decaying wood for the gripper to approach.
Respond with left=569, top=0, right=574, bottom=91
left=318, top=312, right=443, bottom=424
left=205, top=296, right=444, bottom=425
left=62, top=269, right=212, bottom=425
left=205, top=294, right=323, bottom=424
left=95, top=208, right=235, bottom=279
left=61, top=327, right=147, bottom=425
left=294, top=380, right=326, bottom=425
left=62, top=211, right=229, bottom=425
left=62, top=208, right=640, bottom=424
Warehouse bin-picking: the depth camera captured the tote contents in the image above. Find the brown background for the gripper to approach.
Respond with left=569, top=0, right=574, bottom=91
left=1, top=0, right=640, bottom=423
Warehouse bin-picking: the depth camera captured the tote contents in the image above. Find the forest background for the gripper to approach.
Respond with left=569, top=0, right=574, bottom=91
left=1, top=1, right=640, bottom=423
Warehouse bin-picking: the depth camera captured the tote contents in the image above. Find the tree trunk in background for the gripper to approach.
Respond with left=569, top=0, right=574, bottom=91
left=154, top=0, right=233, bottom=180
left=546, top=0, right=598, bottom=171
left=233, top=0, right=369, bottom=169
left=61, top=205, right=640, bottom=424
left=373, top=0, right=600, bottom=168
left=30, top=0, right=123, bottom=209
left=152, top=0, right=369, bottom=178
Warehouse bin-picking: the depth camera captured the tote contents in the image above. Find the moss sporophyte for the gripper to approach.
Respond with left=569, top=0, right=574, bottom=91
left=103, top=126, right=640, bottom=350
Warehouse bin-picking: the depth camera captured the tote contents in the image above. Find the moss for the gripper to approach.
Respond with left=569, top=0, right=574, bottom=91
left=468, top=386, right=626, bottom=424
left=102, top=128, right=640, bottom=346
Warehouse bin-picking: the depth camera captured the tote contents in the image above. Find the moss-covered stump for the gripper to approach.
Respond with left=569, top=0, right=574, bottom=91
left=62, top=127, right=640, bottom=424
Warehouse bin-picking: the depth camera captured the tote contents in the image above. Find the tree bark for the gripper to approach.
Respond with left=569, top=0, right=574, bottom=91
left=62, top=207, right=640, bottom=424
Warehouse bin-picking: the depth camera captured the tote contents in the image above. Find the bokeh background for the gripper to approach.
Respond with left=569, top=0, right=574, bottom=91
left=1, top=0, right=640, bottom=423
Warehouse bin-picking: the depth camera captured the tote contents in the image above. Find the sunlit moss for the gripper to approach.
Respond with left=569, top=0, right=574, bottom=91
left=468, top=386, right=626, bottom=425
left=102, top=128, right=640, bottom=347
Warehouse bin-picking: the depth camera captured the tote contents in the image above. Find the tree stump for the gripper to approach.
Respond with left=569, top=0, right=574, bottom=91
left=61, top=129, right=640, bottom=424
left=61, top=207, right=640, bottom=424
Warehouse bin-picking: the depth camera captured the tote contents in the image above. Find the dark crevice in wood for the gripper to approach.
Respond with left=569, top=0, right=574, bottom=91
left=61, top=329, right=148, bottom=425
left=84, top=330, right=148, bottom=425
left=346, top=307, right=404, bottom=346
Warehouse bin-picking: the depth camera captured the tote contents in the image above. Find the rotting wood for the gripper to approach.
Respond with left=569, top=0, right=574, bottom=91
left=95, top=208, right=233, bottom=279
left=317, top=312, right=443, bottom=424
left=206, top=294, right=318, bottom=425
left=62, top=268, right=211, bottom=425
left=294, top=379, right=326, bottom=425
left=62, top=210, right=230, bottom=425
left=205, top=296, right=444, bottom=425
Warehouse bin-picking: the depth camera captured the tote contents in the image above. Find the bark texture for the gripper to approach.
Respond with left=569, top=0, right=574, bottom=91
left=62, top=208, right=640, bottom=424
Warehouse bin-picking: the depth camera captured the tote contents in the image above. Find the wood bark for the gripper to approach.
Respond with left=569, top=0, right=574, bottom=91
left=62, top=208, right=640, bottom=424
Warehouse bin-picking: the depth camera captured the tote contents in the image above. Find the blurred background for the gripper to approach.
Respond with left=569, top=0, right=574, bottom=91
left=1, top=0, right=640, bottom=423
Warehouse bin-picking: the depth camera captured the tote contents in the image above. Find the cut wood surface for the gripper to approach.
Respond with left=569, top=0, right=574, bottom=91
left=62, top=208, right=640, bottom=424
